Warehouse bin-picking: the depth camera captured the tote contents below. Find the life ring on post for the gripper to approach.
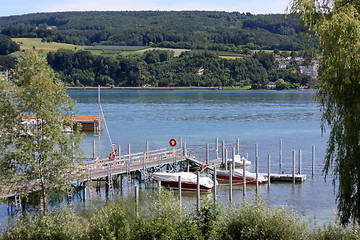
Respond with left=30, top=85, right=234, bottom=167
left=169, top=138, right=177, bottom=147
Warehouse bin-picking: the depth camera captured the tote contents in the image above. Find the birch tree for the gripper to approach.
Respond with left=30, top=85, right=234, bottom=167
left=0, top=50, right=83, bottom=216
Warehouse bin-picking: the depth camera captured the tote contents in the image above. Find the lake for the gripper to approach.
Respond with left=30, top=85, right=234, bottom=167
left=0, top=90, right=336, bottom=230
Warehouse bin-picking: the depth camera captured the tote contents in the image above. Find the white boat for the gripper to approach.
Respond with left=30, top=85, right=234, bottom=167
left=152, top=172, right=214, bottom=192
left=216, top=169, right=268, bottom=184
left=227, top=154, right=251, bottom=167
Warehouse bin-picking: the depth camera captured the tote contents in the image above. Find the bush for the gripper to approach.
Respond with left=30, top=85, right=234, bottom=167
left=220, top=198, right=309, bottom=240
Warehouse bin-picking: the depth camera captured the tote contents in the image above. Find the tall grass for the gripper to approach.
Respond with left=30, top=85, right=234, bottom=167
left=1, top=189, right=359, bottom=239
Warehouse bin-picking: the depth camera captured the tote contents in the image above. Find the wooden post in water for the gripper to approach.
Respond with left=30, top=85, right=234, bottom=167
left=135, top=186, right=139, bottom=217
left=158, top=180, right=161, bottom=197
left=279, top=139, right=282, bottom=173
left=298, top=149, right=302, bottom=174
left=183, top=142, right=187, bottom=156
left=267, top=154, right=271, bottom=190
left=222, top=140, right=225, bottom=168
left=232, top=147, right=235, bottom=171
left=255, top=144, right=259, bottom=193
left=178, top=176, right=182, bottom=205
left=243, top=161, right=246, bottom=198
left=206, top=143, right=209, bottom=164
left=93, top=140, right=96, bottom=159
left=312, top=145, right=315, bottom=177
left=225, top=149, right=228, bottom=171
left=215, top=137, right=219, bottom=160
left=213, top=167, right=217, bottom=204
left=128, top=144, right=131, bottom=161
left=146, top=141, right=149, bottom=152
left=83, top=181, right=87, bottom=201
left=118, top=145, right=121, bottom=156
left=237, top=137, right=240, bottom=155
left=229, top=162, right=233, bottom=203
left=197, top=171, right=200, bottom=212
left=292, top=150, right=296, bottom=182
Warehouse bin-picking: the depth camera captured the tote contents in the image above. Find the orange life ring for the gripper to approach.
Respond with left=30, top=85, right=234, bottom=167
left=169, top=138, right=177, bottom=147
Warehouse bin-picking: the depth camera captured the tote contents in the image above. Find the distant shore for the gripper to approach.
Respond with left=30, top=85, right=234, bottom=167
left=66, top=86, right=316, bottom=91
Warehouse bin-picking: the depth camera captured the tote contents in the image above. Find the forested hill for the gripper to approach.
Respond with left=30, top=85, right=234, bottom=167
left=0, top=11, right=301, bottom=51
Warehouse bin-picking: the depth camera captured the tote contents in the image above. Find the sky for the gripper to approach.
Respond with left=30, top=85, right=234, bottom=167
left=1, top=0, right=290, bottom=17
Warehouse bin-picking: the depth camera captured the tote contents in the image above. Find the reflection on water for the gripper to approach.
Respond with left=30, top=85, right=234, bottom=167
left=0, top=90, right=336, bottom=231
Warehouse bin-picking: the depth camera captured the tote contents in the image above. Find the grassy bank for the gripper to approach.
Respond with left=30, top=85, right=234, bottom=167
left=1, top=189, right=359, bottom=240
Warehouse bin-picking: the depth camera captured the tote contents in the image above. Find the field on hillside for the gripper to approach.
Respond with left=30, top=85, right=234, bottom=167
left=11, top=38, right=191, bottom=57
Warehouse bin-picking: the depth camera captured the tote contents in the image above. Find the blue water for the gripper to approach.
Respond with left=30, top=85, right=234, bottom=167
left=0, top=90, right=336, bottom=230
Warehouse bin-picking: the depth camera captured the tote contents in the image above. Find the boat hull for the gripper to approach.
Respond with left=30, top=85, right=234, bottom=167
left=160, top=181, right=212, bottom=192
left=216, top=175, right=265, bottom=184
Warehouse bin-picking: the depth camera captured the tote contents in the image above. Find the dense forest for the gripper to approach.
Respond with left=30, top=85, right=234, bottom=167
left=46, top=49, right=313, bottom=89
left=0, top=11, right=317, bottom=89
left=0, top=11, right=302, bottom=52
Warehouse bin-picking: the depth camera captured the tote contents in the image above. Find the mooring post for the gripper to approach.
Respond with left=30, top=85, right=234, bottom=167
left=312, top=145, right=315, bottom=178
left=158, top=180, right=161, bottom=197
left=298, top=149, right=302, bottom=174
left=178, top=176, right=182, bottom=205
left=232, top=147, right=235, bottom=171
left=128, top=144, right=131, bottom=161
left=213, top=167, right=217, bottom=204
left=279, top=139, right=282, bottom=173
left=225, top=149, right=228, bottom=171
left=268, top=153, right=271, bottom=190
left=92, top=139, right=96, bottom=159
left=197, top=171, right=200, bottom=212
left=229, top=162, right=233, bottom=203
left=292, top=150, right=296, bottom=182
left=135, top=186, right=139, bottom=217
left=183, top=142, right=187, bottom=156
left=146, top=141, right=149, bottom=152
left=215, top=137, right=219, bottom=160
left=206, top=143, right=209, bottom=165
left=236, top=137, right=240, bottom=155
left=256, top=156, right=259, bottom=193
left=222, top=140, right=225, bottom=168
left=243, top=161, right=246, bottom=198
left=118, top=145, right=121, bottom=157
left=255, top=144, right=259, bottom=193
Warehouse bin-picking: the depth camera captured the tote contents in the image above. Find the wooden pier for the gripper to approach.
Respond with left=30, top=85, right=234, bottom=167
left=72, top=115, right=103, bottom=132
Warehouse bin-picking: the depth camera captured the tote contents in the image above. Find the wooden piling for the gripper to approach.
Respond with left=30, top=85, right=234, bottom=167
left=206, top=143, right=209, bottom=164
left=267, top=153, right=270, bottom=190
left=215, top=137, right=219, bottom=160
left=179, top=136, right=182, bottom=155
left=93, top=140, right=96, bottom=159
left=255, top=144, right=259, bottom=193
left=118, top=145, right=121, bottom=156
left=298, top=149, right=302, bottom=174
left=236, top=137, right=240, bottom=155
left=135, top=186, right=139, bottom=217
left=292, top=150, right=296, bottom=182
left=229, top=162, right=233, bottom=203
left=225, top=149, right=228, bottom=171
left=178, top=176, right=182, bottom=204
left=312, top=145, right=315, bottom=177
left=279, top=139, right=282, bottom=173
left=243, top=161, right=246, bottom=197
left=213, top=167, right=217, bottom=203
left=197, top=171, right=200, bottom=212
left=222, top=140, right=225, bottom=167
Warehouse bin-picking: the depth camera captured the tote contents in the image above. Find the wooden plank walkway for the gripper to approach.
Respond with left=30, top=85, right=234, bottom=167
left=1, top=148, right=190, bottom=199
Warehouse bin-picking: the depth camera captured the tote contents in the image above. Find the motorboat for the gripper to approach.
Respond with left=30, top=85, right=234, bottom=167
left=227, top=154, right=251, bottom=167
left=152, top=172, right=214, bottom=192
left=216, top=169, right=268, bottom=184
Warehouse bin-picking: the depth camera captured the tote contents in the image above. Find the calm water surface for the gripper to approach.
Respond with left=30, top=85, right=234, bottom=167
left=0, top=90, right=336, bottom=230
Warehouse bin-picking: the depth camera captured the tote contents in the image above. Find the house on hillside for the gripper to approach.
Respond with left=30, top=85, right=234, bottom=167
left=267, top=81, right=276, bottom=90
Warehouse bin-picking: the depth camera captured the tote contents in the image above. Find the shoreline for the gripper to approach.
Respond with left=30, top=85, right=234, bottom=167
left=66, top=86, right=316, bottom=91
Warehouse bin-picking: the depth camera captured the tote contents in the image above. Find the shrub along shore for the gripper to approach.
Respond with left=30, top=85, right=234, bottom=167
left=1, top=189, right=359, bottom=240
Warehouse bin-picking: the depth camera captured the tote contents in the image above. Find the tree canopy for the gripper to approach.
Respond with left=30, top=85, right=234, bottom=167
left=0, top=33, right=19, bottom=55
left=289, top=0, right=360, bottom=224
left=0, top=50, right=83, bottom=215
